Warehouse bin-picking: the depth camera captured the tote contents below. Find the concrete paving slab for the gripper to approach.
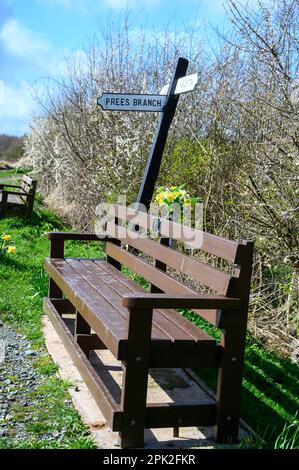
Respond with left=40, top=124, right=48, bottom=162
left=43, top=316, right=250, bottom=449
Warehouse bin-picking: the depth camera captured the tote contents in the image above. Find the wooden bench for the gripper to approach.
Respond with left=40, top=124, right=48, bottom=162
left=0, top=175, right=37, bottom=219
left=43, top=204, right=254, bottom=448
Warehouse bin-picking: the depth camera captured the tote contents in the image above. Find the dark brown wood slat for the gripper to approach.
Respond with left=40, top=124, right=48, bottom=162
left=106, top=242, right=222, bottom=327
left=149, top=346, right=222, bottom=367
left=80, top=259, right=177, bottom=346
left=83, top=259, right=199, bottom=349
left=44, top=298, right=122, bottom=431
left=75, top=311, right=91, bottom=335
left=67, top=259, right=171, bottom=348
left=45, top=258, right=127, bottom=358
left=107, top=223, right=234, bottom=295
left=76, top=333, right=106, bottom=351
left=113, top=204, right=239, bottom=262
left=106, top=241, right=194, bottom=295
left=85, top=258, right=198, bottom=347
left=51, top=298, right=76, bottom=314
left=47, top=232, right=102, bottom=241
left=122, top=293, right=242, bottom=310
left=94, top=259, right=215, bottom=349
left=145, top=402, right=217, bottom=428
left=21, top=181, right=29, bottom=192
left=22, top=175, right=33, bottom=185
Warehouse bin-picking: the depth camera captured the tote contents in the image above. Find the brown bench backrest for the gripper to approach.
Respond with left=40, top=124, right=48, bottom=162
left=105, top=205, right=254, bottom=327
left=20, top=175, right=37, bottom=216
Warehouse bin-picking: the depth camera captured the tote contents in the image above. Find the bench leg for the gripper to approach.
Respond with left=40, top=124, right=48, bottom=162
left=75, top=312, right=91, bottom=357
left=214, top=310, right=247, bottom=443
left=49, top=239, right=64, bottom=299
left=120, top=307, right=152, bottom=448
left=0, top=191, right=8, bottom=218
left=49, top=279, right=63, bottom=298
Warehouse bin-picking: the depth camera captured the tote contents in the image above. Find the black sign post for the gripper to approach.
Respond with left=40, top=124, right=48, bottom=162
left=97, top=57, right=195, bottom=209
left=136, top=57, right=189, bottom=209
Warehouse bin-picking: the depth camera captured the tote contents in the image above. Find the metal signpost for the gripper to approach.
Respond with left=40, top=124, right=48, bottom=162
left=97, top=57, right=198, bottom=209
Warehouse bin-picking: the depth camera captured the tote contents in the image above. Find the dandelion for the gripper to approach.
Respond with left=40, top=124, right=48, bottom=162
left=1, top=233, right=16, bottom=256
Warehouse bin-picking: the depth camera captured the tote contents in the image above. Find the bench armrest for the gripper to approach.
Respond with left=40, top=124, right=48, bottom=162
left=47, top=232, right=114, bottom=258
left=47, top=232, right=102, bottom=241
left=122, top=293, right=242, bottom=310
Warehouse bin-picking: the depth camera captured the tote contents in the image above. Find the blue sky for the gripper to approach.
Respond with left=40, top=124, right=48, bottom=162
left=0, top=0, right=243, bottom=136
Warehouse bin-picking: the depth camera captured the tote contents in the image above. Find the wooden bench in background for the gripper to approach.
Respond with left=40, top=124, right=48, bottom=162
left=0, top=175, right=37, bottom=219
left=43, top=204, right=254, bottom=448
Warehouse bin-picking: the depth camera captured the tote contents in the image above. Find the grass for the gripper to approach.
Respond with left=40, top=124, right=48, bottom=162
left=0, top=207, right=103, bottom=449
left=0, top=168, right=28, bottom=179
left=0, top=201, right=298, bottom=448
left=178, top=309, right=299, bottom=448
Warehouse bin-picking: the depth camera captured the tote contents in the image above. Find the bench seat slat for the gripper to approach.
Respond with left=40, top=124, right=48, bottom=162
left=81, top=259, right=192, bottom=347
left=70, top=258, right=214, bottom=349
left=66, top=258, right=173, bottom=346
left=91, top=259, right=214, bottom=349
left=45, top=258, right=216, bottom=357
left=45, top=258, right=128, bottom=358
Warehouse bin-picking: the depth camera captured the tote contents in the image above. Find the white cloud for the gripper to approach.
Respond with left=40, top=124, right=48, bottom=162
left=0, top=19, right=50, bottom=57
left=46, top=48, right=89, bottom=76
left=0, top=81, right=36, bottom=121
left=0, top=80, right=38, bottom=134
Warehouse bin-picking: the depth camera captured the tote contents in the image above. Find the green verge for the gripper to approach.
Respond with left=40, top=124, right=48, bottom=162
left=0, top=208, right=104, bottom=449
left=179, top=310, right=299, bottom=448
left=0, top=202, right=298, bottom=448
left=0, top=168, right=28, bottom=179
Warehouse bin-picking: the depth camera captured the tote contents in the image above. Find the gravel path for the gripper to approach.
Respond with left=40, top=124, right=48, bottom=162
left=0, top=320, right=43, bottom=440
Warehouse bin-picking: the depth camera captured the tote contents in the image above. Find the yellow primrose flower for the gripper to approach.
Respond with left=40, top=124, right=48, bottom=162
left=2, top=234, right=11, bottom=241
left=7, top=246, right=15, bottom=254
left=166, top=192, right=174, bottom=202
